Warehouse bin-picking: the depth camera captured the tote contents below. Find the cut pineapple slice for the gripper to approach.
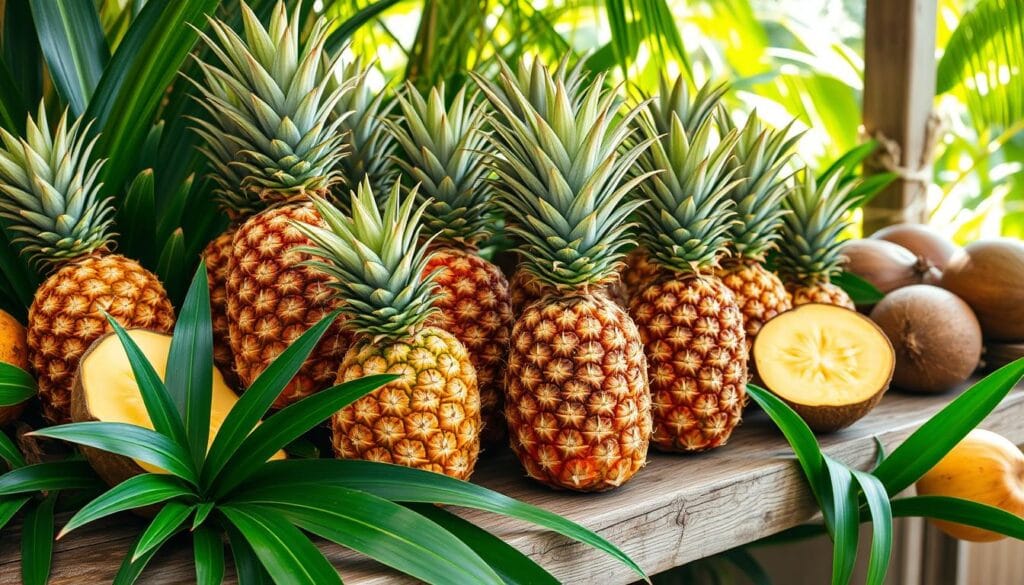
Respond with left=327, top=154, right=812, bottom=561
left=753, top=303, right=894, bottom=432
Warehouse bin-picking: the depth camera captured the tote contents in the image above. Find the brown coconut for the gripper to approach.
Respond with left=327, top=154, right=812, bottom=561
left=841, top=239, right=941, bottom=295
left=871, top=223, right=960, bottom=271
left=940, top=238, right=1024, bottom=341
left=0, top=310, right=30, bottom=426
left=870, top=285, right=982, bottom=393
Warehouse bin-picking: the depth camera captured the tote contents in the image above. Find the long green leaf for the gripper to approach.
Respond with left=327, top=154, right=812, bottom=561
left=165, top=263, right=214, bottom=469
left=113, top=523, right=183, bottom=585
left=118, top=170, right=158, bottom=268
left=325, top=0, right=402, bottom=53
left=29, top=0, right=109, bottom=115
left=202, top=311, right=340, bottom=486
left=21, top=493, right=56, bottom=585
left=88, top=0, right=220, bottom=194
left=212, top=374, right=395, bottom=497
left=226, top=522, right=273, bottom=585
left=0, top=495, right=30, bottom=530
left=220, top=504, right=341, bottom=585
left=3, top=0, right=41, bottom=113
left=851, top=470, right=892, bottom=585
left=133, top=501, right=194, bottom=562
left=823, top=456, right=857, bottom=585
left=0, top=363, right=36, bottom=407
left=104, top=314, right=190, bottom=448
left=832, top=272, right=884, bottom=306
left=154, top=228, right=188, bottom=304
left=0, top=461, right=101, bottom=495
left=60, top=473, right=193, bottom=537
left=31, top=422, right=196, bottom=484
left=0, top=57, right=27, bottom=134
left=891, top=495, right=1024, bottom=539
left=408, top=504, right=558, bottom=585
left=230, top=484, right=503, bottom=584
left=0, top=429, right=25, bottom=469
left=194, top=523, right=225, bottom=585
left=874, top=358, right=1024, bottom=495
left=237, top=459, right=647, bottom=582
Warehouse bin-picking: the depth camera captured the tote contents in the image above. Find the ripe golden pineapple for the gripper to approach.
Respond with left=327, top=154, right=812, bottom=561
left=0, top=107, right=174, bottom=423
left=776, top=169, right=858, bottom=310
left=386, top=82, right=512, bottom=444
left=194, top=1, right=352, bottom=406
left=476, top=59, right=652, bottom=491
left=715, top=112, right=800, bottom=351
left=296, top=182, right=480, bottom=479
left=629, top=97, right=748, bottom=453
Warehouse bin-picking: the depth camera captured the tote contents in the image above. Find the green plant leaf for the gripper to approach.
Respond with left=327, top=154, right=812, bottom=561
left=133, top=500, right=194, bottom=562
left=212, top=374, right=396, bottom=497
left=193, top=501, right=215, bottom=530
left=720, top=548, right=771, bottom=585
left=0, top=57, right=27, bottom=134
left=31, top=422, right=196, bottom=485
left=891, top=495, right=1024, bottom=539
left=165, top=262, right=214, bottom=469
left=29, top=0, right=109, bottom=115
left=194, top=523, right=225, bottom=585
left=408, top=503, right=559, bottom=585
left=88, top=0, right=219, bottom=195
left=851, top=470, right=892, bottom=585
left=60, top=473, right=193, bottom=537
left=3, top=0, right=41, bottom=114
left=155, top=228, right=188, bottom=304
left=237, top=459, right=647, bottom=582
left=220, top=504, right=341, bottom=585
left=0, top=460, right=101, bottom=495
left=21, top=493, right=56, bottom=585
left=230, top=484, right=504, bottom=584
left=113, top=522, right=182, bottom=585
left=823, top=456, right=857, bottom=585
left=874, top=358, right=1024, bottom=495
left=202, top=311, right=340, bottom=486
left=0, top=362, right=37, bottom=407
left=0, top=495, right=30, bottom=530
left=118, top=169, right=158, bottom=268
left=104, top=313, right=190, bottom=448
left=325, top=0, right=402, bottom=53
left=746, top=385, right=828, bottom=510
left=226, top=522, right=273, bottom=585
left=0, top=429, right=26, bottom=469
left=833, top=272, right=884, bottom=305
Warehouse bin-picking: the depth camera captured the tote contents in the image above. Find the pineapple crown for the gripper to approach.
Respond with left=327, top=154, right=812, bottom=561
left=385, top=82, right=494, bottom=246
left=634, top=108, right=742, bottom=274
left=775, top=168, right=858, bottom=285
left=295, top=179, right=439, bottom=341
left=191, top=1, right=349, bottom=205
left=473, top=59, right=652, bottom=291
left=0, top=104, right=115, bottom=272
left=719, top=110, right=802, bottom=259
left=332, top=58, right=398, bottom=203
left=645, top=76, right=729, bottom=138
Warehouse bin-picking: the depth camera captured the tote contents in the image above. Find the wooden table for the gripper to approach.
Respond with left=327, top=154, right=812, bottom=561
left=3, top=384, right=1022, bottom=584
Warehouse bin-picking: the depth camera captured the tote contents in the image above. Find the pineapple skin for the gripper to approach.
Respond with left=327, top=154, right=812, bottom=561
left=506, top=293, right=651, bottom=492
left=203, top=228, right=241, bottom=389
left=509, top=267, right=548, bottom=317
left=28, top=254, right=175, bottom=423
left=332, top=326, right=480, bottom=480
left=630, top=275, right=748, bottom=453
left=717, top=258, right=791, bottom=351
left=620, top=248, right=664, bottom=306
left=226, top=202, right=351, bottom=407
left=787, top=282, right=855, bottom=309
left=424, top=248, right=512, bottom=445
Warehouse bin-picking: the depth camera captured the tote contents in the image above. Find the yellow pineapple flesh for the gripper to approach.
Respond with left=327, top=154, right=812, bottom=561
left=630, top=275, right=747, bottom=452
left=29, top=254, right=175, bottom=423
left=333, top=326, right=480, bottom=479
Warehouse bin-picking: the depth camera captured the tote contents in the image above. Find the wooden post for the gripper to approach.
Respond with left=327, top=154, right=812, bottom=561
left=861, top=0, right=937, bottom=234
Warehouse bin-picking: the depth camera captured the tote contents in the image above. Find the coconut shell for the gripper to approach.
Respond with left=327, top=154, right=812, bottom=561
left=871, top=223, right=960, bottom=271
left=841, top=239, right=940, bottom=295
left=940, top=239, right=1024, bottom=341
left=0, top=310, right=30, bottom=426
left=780, top=392, right=887, bottom=434
left=870, top=285, right=982, bottom=393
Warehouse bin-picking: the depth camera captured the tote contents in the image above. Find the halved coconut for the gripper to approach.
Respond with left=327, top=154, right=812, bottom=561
left=72, top=329, right=284, bottom=486
left=753, top=304, right=895, bottom=432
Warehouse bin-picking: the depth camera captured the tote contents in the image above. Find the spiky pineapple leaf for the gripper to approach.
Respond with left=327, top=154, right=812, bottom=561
left=29, top=0, right=109, bottom=116
left=0, top=363, right=36, bottom=407
left=20, top=492, right=57, bottom=585
left=193, top=524, right=226, bottom=585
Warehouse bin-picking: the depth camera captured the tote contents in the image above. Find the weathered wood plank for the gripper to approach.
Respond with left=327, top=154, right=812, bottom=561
left=2, top=384, right=1021, bottom=584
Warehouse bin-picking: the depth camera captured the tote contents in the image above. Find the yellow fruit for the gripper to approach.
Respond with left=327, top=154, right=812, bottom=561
left=753, top=303, right=893, bottom=432
left=72, top=329, right=284, bottom=486
left=916, top=429, right=1024, bottom=542
left=332, top=327, right=480, bottom=480
left=0, top=310, right=29, bottom=426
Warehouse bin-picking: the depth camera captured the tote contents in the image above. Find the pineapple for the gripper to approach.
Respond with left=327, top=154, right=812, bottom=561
left=475, top=61, right=653, bottom=491
left=775, top=169, right=857, bottom=309
left=296, top=181, right=480, bottom=479
left=386, top=82, right=513, bottom=444
left=628, top=104, right=748, bottom=453
left=333, top=58, right=398, bottom=200
left=620, top=77, right=730, bottom=304
left=0, top=106, right=174, bottom=423
left=193, top=1, right=352, bottom=405
left=715, top=112, right=800, bottom=351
